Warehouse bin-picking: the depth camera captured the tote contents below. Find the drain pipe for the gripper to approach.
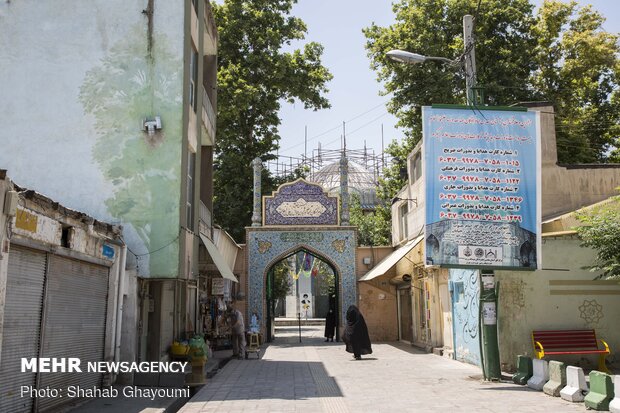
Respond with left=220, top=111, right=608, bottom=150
left=114, top=243, right=127, bottom=369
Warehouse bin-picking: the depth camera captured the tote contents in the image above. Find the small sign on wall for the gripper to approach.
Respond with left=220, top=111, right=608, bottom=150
left=102, top=244, right=115, bottom=259
left=212, top=278, right=225, bottom=296
left=482, top=302, right=497, bottom=325
left=15, top=208, right=38, bottom=232
left=481, top=275, right=495, bottom=290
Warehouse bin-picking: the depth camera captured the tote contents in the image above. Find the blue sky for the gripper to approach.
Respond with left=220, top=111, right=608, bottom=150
left=275, top=0, right=620, bottom=160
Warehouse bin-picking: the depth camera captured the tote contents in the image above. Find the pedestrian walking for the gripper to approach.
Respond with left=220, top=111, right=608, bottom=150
left=324, top=307, right=336, bottom=342
left=342, top=305, right=372, bottom=360
left=225, top=303, right=246, bottom=360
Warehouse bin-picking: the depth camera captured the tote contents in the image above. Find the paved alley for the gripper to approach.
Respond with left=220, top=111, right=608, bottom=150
left=179, top=326, right=583, bottom=413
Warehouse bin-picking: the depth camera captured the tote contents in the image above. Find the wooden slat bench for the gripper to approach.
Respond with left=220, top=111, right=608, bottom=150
left=532, top=329, right=610, bottom=373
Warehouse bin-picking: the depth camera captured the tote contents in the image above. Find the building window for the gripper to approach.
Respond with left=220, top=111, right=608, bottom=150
left=189, top=50, right=198, bottom=113
left=399, top=203, right=408, bottom=240
left=187, top=151, right=196, bottom=231
left=410, top=152, right=422, bottom=183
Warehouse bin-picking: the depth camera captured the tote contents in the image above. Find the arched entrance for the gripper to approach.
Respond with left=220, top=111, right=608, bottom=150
left=246, top=178, right=357, bottom=339
left=264, top=247, right=339, bottom=342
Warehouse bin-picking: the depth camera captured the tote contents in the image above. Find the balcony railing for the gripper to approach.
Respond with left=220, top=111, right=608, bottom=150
left=202, top=86, right=216, bottom=145
left=199, top=200, right=212, bottom=237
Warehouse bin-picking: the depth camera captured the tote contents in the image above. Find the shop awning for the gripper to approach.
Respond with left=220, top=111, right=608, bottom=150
left=199, top=233, right=238, bottom=283
left=359, top=235, right=424, bottom=282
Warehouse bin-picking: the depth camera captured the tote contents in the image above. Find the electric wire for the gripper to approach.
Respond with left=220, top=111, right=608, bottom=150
left=122, top=233, right=181, bottom=259
left=279, top=99, right=392, bottom=154
left=318, top=111, right=391, bottom=150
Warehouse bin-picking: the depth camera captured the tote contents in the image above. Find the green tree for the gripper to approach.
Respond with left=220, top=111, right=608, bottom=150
left=317, top=262, right=336, bottom=297
left=213, top=0, right=332, bottom=242
left=531, top=1, right=620, bottom=163
left=574, top=195, right=620, bottom=279
left=350, top=194, right=391, bottom=246
left=271, top=261, right=293, bottom=301
left=364, top=0, right=620, bottom=163
left=349, top=134, right=418, bottom=246
left=364, top=0, right=536, bottom=144
left=378, top=137, right=417, bottom=202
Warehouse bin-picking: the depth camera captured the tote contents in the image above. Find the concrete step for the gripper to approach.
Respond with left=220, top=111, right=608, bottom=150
left=274, top=318, right=325, bottom=326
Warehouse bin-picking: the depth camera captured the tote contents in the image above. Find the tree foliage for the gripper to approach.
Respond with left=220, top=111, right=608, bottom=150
left=531, top=1, right=620, bottom=163
left=574, top=195, right=620, bottom=279
left=364, top=0, right=620, bottom=163
left=271, top=261, right=293, bottom=301
left=349, top=194, right=391, bottom=246
left=212, top=0, right=332, bottom=241
left=316, top=262, right=336, bottom=297
left=350, top=136, right=417, bottom=246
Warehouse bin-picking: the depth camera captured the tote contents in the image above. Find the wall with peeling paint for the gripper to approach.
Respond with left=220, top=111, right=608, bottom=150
left=496, top=236, right=620, bottom=372
left=12, top=206, right=118, bottom=263
left=0, top=174, right=12, bottom=360
left=0, top=1, right=185, bottom=277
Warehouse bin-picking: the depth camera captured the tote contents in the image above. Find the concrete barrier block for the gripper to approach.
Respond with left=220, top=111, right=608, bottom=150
left=527, top=359, right=549, bottom=391
left=609, top=375, right=620, bottom=413
left=512, top=355, right=533, bottom=385
left=560, top=366, right=588, bottom=402
left=584, top=370, right=614, bottom=411
left=543, top=361, right=566, bottom=397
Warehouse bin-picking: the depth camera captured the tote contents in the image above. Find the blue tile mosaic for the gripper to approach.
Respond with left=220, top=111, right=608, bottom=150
left=247, top=228, right=357, bottom=330
left=263, top=179, right=339, bottom=226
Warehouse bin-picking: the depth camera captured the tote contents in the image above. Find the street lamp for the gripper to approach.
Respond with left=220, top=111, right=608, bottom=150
left=386, top=50, right=455, bottom=65
left=391, top=196, right=418, bottom=207
left=387, top=15, right=501, bottom=382
left=387, top=15, right=478, bottom=105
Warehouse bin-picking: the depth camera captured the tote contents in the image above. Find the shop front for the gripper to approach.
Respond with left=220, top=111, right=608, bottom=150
left=198, top=230, right=239, bottom=351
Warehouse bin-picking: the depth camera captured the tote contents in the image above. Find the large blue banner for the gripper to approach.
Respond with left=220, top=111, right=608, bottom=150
left=423, top=107, right=541, bottom=269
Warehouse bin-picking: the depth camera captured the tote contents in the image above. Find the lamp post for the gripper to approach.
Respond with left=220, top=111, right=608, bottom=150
left=386, top=15, right=501, bottom=381
left=387, top=15, right=478, bottom=105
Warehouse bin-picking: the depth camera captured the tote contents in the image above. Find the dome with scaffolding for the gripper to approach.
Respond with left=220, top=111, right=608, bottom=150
left=309, top=160, right=379, bottom=210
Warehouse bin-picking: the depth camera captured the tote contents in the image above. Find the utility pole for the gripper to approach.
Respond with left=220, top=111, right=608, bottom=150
left=463, top=14, right=501, bottom=381
left=387, top=13, right=498, bottom=381
left=480, top=270, right=501, bottom=380
left=463, top=14, right=477, bottom=105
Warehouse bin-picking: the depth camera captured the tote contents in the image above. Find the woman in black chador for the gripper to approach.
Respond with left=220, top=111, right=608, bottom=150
left=324, top=307, right=336, bottom=342
left=342, top=305, right=372, bottom=360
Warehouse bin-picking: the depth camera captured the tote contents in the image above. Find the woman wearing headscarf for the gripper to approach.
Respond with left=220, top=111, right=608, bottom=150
left=342, top=305, right=372, bottom=360
left=324, top=307, right=336, bottom=342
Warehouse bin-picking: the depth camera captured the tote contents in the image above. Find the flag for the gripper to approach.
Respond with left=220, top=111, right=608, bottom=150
left=311, top=259, right=319, bottom=277
left=303, top=253, right=313, bottom=278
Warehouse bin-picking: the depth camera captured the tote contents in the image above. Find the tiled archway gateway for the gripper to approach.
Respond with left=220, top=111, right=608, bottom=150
left=246, top=175, right=357, bottom=335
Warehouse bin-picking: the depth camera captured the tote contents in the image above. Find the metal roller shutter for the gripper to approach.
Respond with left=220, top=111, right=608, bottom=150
left=0, top=246, right=47, bottom=413
left=37, top=255, right=109, bottom=412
